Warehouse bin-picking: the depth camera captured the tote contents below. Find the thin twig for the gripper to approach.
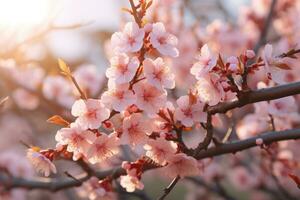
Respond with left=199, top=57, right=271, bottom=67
left=254, top=0, right=277, bottom=53
left=157, top=176, right=180, bottom=200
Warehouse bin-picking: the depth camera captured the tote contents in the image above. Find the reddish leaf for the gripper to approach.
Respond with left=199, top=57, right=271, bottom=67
left=288, top=173, right=300, bottom=188
left=274, top=62, right=291, bottom=70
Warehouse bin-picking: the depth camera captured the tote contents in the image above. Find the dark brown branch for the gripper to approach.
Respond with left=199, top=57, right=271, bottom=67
left=157, top=175, right=180, bottom=200
left=208, top=81, right=300, bottom=114
left=195, top=128, right=300, bottom=159
left=194, top=114, right=213, bottom=155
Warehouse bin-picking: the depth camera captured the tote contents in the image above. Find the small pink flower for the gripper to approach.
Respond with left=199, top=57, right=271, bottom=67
left=101, top=83, right=136, bottom=112
left=27, top=149, right=57, bottom=177
left=149, top=22, right=179, bottom=57
left=74, top=64, right=104, bottom=97
left=262, top=44, right=288, bottom=84
left=227, top=56, right=239, bottom=72
left=120, top=175, right=144, bottom=192
left=12, top=89, right=39, bottom=110
left=255, top=138, right=263, bottom=145
left=111, top=22, right=145, bottom=53
left=87, top=133, right=120, bottom=164
left=106, top=53, right=140, bottom=84
left=163, top=153, right=199, bottom=177
left=121, top=113, right=152, bottom=147
left=13, top=65, right=45, bottom=90
left=228, top=166, right=258, bottom=191
left=195, top=74, right=225, bottom=106
left=144, top=137, right=177, bottom=165
left=190, top=44, right=217, bottom=79
left=133, top=80, right=167, bottom=116
left=174, top=95, right=207, bottom=127
left=42, top=75, right=74, bottom=107
left=143, top=57, right=175, bottom=90
left=55, top=123, right=96, bottom=159
left=245, top=50, right=255, bottom=59
left=268, top=96, right=297, bottom=117
left=71, top=99, right=110, bottom=129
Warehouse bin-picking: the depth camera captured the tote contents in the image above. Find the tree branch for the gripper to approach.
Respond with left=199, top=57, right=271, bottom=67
left=208, top=81, right=300, bottom=114
left=1, top=128, right=299, bottom=191
left=254, top=0, right=277, bottom=53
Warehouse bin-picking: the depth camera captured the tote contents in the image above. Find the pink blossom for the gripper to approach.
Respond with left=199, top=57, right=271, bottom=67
left=101, top=83, right=136, bottom=112
left=149, top=22, right=179, bottom=57
left=262, top=44, right=289, bottom=84
left=144, top=137, right=177, bottom=165
left=121, top=113, right=152, bottom=147
left=120, top=175, right=144, bottom=192
left=111, top=22, right=145, bottom=53
left=227, top=56, right=239, bottom=72
left=143, top=57, right=175, bottom=89
left=12, top=89, right=39, bottom=110
left=236, top=114, right=269, bottom=139
left=195, top=74, right=225, bottom=106
left=74, top=64, right=104, bottom=97
left=55, top=123, right=96, bottom=159
left=228, top=166, right=258, bottom=191
left=12, top=64, right=45, bottom=90
left=268, top=96, right=298, bottom=117
left=26, top=149, right=57, bottom=177
left=42, top=75, right=74, bottom=107
left=71, top=99, right=110, bottom=130
left=87, top=133, right=120, bottom=164
left=133, top=80, right=167, bottom=116
left=246, top=49, right=256, bottom=59
left=79, top=177, right=117, bottom=200
left=106, top=53, right=140, bottom=84
left=190, top=44, right=217, bottom=79
left=174, top=95, right=207, bottom=127
left=163, top=153, right=200, bottom=177
left=256, top=138, right=264, bottom=145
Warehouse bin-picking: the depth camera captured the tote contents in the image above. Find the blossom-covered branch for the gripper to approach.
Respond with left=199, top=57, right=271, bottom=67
left=1, top=128, right=299, bottom=192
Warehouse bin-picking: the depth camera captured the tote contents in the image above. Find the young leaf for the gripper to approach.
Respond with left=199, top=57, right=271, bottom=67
left=47, top=115, right=70, bottom=127
left=58, top=58, right=72, bottom=77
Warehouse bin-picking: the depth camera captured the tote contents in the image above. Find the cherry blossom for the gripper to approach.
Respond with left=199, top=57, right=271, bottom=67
left=144, top=136, right=177, bottom=165
left=262, top=44, right=289, bottom=84
left=73, top=64, right=104, bottom=97
left=121, top=113, right=152, bottom=147
left=71, top=98, right=110, bottom=130
left=163, top=153, right=200, bottom=177
left=174, top=95, right=207, bottom=127
left=111, top=22, right=145, bottom=53
left=42, top=75, right=74, bottom=107
left=12, top=89, right=39, bottom=110
left=149, top=22, right=179, bottom=57
left=228, top=166, right=258, bottom=191
left=26, top=149, right=57, bottom=177
left=55, top=123, right=96, bottom=159
left=87, top=133, right=120, bottom=164
left=190, top=44, right=217, bottom=79
left=120, top=175, right=144, bottom=192
left=143, top=57, right=175, bottom=90
left=101, top=83, right=136, bottom=112
left=133, top=80, right=167, bottom=116
left=227, top=56, right=239, bottom=72
left=195, top=74, right=225, bottom=106
left=106, top=53, right=140, bottom=84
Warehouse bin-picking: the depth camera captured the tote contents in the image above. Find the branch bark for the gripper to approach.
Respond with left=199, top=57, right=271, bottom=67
left=208, top=81, right=300, bottom=114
